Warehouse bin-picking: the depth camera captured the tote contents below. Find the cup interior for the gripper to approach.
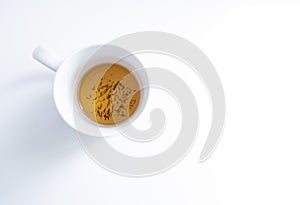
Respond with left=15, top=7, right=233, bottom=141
left=53, top=45, right=149, bottom=137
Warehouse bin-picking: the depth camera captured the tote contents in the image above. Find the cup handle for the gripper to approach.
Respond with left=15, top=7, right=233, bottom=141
left=32, top=46, right=64, bottom=72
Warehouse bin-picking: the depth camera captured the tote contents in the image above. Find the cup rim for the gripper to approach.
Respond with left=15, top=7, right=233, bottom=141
left=53, top=44, right=149, bottom=137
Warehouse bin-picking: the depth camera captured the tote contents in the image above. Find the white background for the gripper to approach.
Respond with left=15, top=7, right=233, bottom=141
left=1, top=0, right=300, bottom=204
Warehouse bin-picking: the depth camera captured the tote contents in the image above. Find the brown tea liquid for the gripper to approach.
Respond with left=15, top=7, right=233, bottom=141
left=78, top=63, right=140, bottom=125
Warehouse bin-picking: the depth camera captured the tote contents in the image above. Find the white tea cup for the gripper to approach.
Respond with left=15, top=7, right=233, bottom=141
left=32, top=45, right=149, bottom=137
